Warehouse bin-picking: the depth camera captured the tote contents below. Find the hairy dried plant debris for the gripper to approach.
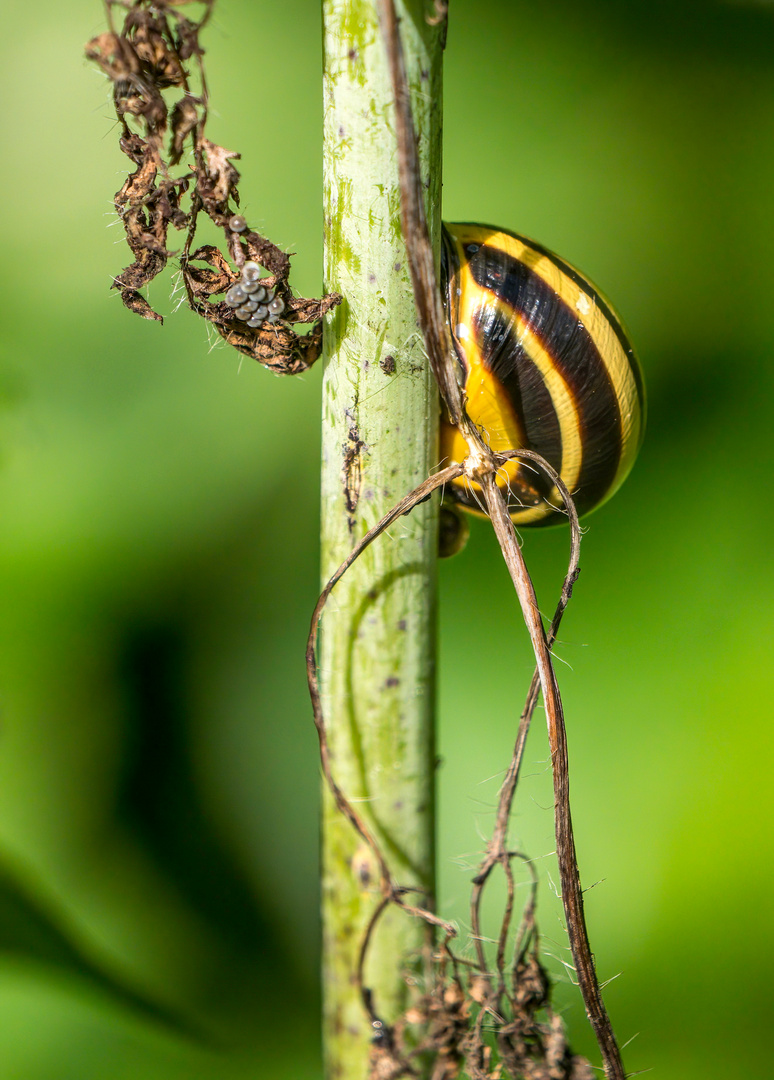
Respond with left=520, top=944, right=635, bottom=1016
left=372, top=945, right=595, bottom=1080
left=86, top=0, right=340, bottom=373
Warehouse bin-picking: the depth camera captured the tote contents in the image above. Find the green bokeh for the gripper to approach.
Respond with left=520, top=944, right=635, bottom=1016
left=0, top=0, right=771, bottom=1076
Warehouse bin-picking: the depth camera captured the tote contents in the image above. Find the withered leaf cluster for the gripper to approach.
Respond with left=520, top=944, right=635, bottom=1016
left=86, top=0, right=340, bottom=374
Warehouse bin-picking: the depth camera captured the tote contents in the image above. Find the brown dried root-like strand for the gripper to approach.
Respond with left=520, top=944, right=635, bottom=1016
left=357, top=895, right=394, bottom=1028
left=307, top=464, right=463, bottom=1020
left=308, top=464, right=463, bottom=1059
left=469, top=450, right=581, bottom=974
left=494, top=848, right=516, bottom=999
left=466, top=452, right=580, bottom=1066
left=376, top=0, right=470, bottom=434
left=510, top=853, right=539, bottom=975
left=487, top=449, right=582, bottom=814
left=480, top=473, right=625, bottom=1080
left=356, top=890, right=463, bottom=1080
left=307, top=463, right=464, bottom=890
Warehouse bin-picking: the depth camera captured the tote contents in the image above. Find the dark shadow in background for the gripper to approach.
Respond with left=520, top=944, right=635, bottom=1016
left=113, top=615, right=300, bottom=1024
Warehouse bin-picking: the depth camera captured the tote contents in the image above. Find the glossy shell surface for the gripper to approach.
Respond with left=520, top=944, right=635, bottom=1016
left=441, top=223, right=645, bottom=526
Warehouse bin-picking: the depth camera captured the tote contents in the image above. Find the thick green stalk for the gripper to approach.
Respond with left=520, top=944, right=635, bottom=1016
left=320, top=2, right=443, bottom=1076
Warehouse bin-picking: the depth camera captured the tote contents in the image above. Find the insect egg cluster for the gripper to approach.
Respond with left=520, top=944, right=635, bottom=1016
left=224, top=261, right=285, bottom=330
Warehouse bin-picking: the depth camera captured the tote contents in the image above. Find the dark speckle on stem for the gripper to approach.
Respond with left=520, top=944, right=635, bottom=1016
left=385, top=676, right=400, bottom=688
left=394, top=261, right=402, bottom=272
left=397, top=619, right=407, bottom=631
left=352, top=848, right=372, bottom=890
left=380, top=355, right=396, bottom=375
left=338, top=125, right=346, bottom=139
left=342, top=421, right=364, bottom=533
left=347, top=47, right=358, bottom=63
left=368, top=272, right=377, bottom=284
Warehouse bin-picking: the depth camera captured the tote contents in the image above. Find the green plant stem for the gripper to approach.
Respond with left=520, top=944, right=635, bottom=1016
left=320, top=1, right=444, bottom=1075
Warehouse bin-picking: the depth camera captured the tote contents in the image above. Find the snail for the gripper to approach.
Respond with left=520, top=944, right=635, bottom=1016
left=439, top=223, right=645, bottom=527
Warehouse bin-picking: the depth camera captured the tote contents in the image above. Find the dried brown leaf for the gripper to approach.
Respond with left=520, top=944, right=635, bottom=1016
left=84, top=32, right=140, bottom=81
left=125, top=10, right=185, bottom=86
left=200, top=139, right=240, bottom=212
left=184, top=262, right=233, bottom=300
left=115, top=287, right=163, bottom=323
left=169, top=96, right=200, bottom=164
left=243, top=233, right=291, bottom=279
left=175, top=17, right=204, bottom=61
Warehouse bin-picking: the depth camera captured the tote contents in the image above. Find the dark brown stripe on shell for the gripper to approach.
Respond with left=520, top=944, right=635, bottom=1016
left=504, top=230, right=645, bottom=434
left=473, top=303, right=562, bottom=514
left=468, top=242, right=623, bottom=518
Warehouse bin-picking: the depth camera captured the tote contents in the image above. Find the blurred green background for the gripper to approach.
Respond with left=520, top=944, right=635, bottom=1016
left=0, top=0, right=771, bottom=1076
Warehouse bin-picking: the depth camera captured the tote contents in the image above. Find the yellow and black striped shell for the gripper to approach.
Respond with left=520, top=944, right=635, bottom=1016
left=440, top=223, right=645, bottom=526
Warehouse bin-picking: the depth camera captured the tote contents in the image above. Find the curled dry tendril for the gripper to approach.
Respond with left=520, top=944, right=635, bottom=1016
left=306, top=449, right=590, bottom=1080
